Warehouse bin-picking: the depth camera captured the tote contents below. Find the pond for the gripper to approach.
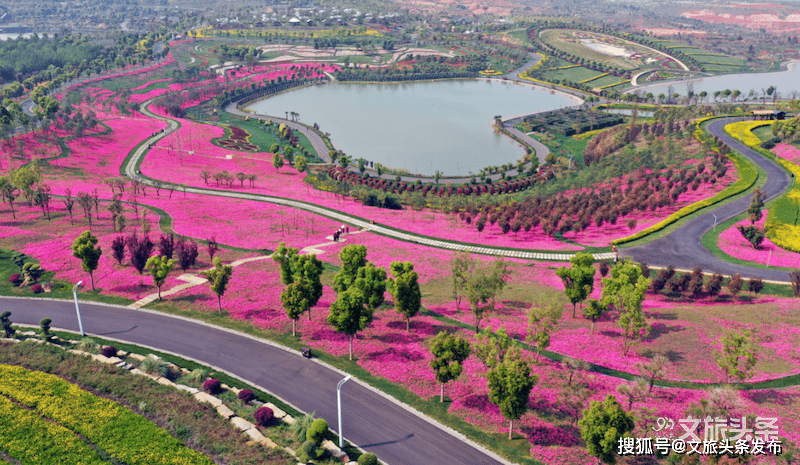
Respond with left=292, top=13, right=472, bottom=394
left=246, top=79, right=581, bottom=176
left=629, top=61, right=800, bottom=99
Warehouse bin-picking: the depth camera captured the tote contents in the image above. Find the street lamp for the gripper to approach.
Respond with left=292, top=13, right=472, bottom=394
left=73, top=281, right=85, bottom=336
left=712, top=214, right=718, bottom=232
left=337, top=375, right=352, bottom=448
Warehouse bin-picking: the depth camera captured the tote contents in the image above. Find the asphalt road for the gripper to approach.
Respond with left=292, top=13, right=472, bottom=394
left=622, top=118, right=793, bottom=281
left=6, top=297, right=507, bottom=465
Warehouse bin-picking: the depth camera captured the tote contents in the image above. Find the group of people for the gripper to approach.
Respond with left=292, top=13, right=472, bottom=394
left=333, top=225, right=350, bottom=242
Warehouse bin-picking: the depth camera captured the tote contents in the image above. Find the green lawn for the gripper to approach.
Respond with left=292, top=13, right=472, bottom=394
left=543, top=66, right=604, bottom=83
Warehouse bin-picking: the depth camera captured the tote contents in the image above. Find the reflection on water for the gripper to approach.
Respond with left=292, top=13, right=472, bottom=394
left=246, top=80, right=580, bottom=176
left=631, top=61, right=800, bottom=99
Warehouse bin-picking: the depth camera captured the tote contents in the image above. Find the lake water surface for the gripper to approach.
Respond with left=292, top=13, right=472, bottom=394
left=246, top=79, right=580, bottom=176
left=631, top=61, right=800, bottom=99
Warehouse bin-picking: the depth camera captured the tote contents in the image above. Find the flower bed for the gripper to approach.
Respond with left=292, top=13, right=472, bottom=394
left=718, top=209, right=800, bottom=267
left=0, top=364, right=213, bottom=465
left=214, top=125, right=259, bottom=152
left=0, top=394, right=111, bottom=465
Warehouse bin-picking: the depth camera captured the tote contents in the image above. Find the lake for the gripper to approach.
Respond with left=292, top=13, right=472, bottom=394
left=246, top=79, right=581, bottom=176
left=629, top=61, right=800, bottom=99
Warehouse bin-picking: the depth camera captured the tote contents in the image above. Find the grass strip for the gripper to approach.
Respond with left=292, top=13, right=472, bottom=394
left=0, top=393, right=112, bottom=465
left=0, top=364, right=214, bottom=465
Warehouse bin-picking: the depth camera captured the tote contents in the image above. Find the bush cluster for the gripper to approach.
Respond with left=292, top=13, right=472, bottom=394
left=253, top=406, right=273, bottom=427
left=8, top=274, right=21, bottom=286
left=203, top=378, right=222, bottom=395
left=101, top=346, right=118, bottom=358
left=237, top=388, right=256, bottom=404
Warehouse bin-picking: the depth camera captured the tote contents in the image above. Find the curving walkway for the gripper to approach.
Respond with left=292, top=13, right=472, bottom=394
left=134, top=99, right=615, bottom=262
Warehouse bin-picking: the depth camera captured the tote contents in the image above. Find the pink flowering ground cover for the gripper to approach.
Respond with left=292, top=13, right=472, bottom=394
left=718, top=209, right=800, bottom=267
left=0, top=202, right=248, bottom=301
left=774, top=142, right=800, bottom=165
left=158, top=253, right=800, bottom=461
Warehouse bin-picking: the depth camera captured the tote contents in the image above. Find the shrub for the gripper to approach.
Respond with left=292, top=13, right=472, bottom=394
left=8, top=273, right=21, bottom=286
left=75, top=338, right=101, bottom=354
left=39, top=318, right=52, bottom=336
left=291, top=412, right=316, bottom=441
left=140, top=355, right=171, bottom=377
left=306, top=418, right=328, bottom=444
left=737, top=225, right=765, bottom=249
left=254, top=406, right=274, bottom=427
left=183, top=368, right=207, bottom=384
left=761, top=139, right=776, bottom=149
left=30, top=284, right=44, bottom=294
left=358, top=452, right=379, bottom=465
left=296, top=440, right=323, bottom=462
left=238, top=388, right=256, bottom=404
left=101, top=346, right=118, bottom=358
left=598, top=261, right=610, bottom=277
left=203, top=378, right=222, bottom=395
left=748, top=277, right=764, bottom=296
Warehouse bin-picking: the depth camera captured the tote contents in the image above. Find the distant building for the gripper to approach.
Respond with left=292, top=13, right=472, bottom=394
left=751, top=110, right=786, bottom=120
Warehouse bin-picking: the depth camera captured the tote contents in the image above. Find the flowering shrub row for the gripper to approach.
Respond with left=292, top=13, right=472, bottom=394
left=0, top=394, right=111, bottom=465
left=327, top=167, right=541, bottom=197
left=0, top=364, right=213, bottom=465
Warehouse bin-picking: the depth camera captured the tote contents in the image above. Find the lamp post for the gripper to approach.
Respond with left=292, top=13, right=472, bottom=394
left=73, top=281, right=85, bottom=336
left=337, top=375, right=352, bottom=448
left=713, top=214, right=717, bottom=232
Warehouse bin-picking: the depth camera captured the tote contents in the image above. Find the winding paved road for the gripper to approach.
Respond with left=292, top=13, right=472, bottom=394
left=622, top=118, right=793, bottom=282
left=7, top=297, right=508, bottom=465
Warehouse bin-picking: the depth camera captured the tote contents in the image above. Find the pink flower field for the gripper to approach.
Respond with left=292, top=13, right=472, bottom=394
left=718, top=209, right=800, bottom=267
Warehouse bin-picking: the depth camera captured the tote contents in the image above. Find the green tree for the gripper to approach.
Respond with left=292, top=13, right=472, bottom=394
left=332, top=244, right=367, bottom=293
left=429, top=331, right=471, bottom=402
left=71, top=230, right=102, bottom=291
left=526, top=295, right=563, bottom=361
left=450, top=250, right=471, bottom=309
left=583, top=299, right=607, bottom=334
left=474, top=326, right=519, bottom=369
left=145, top=255, right=174, bottom=300
left=327, top=286, right=373, bottom=360
left=354, top=262, right=387, bottom=310
left=201, top=257, right=233, bottom=313
left=282, top=279, right=310, bottom=336
left=463, top=257, right=510, bottom=333
left=600, top=259, right=650, bottom=355
left=295, top=155, right=307, bottom=173
left=636, top=354, right=669, bottom=395
left=578, top=395, right=635, bottom=464
left=487, top=357, right=537, bottom=440
left=556, top=251, right=596, bottom=318
left=388, top=261, right=421, bottom=331
left=747, top=186, right=765, bottom=225
left=714, top=329, right=759, bottom=383
left=273, top=242, right=324, bottom=319
left=273, top=153, right=284, bottom=172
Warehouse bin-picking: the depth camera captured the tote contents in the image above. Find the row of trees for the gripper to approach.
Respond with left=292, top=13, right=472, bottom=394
left=275, top=243, right=421, bottom=359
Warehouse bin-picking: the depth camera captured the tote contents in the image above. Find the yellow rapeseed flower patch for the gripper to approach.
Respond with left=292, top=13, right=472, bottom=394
left=0, top=365, right=213, bottom=465
left=723, top=120, right=772, bottom=147
left=0, top=394, right=112, bottom=464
